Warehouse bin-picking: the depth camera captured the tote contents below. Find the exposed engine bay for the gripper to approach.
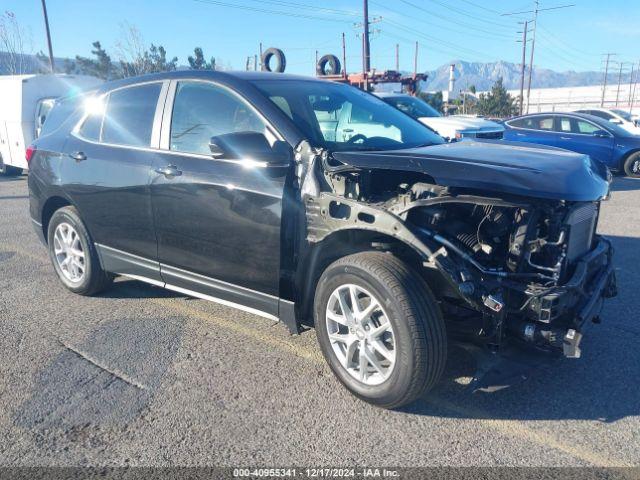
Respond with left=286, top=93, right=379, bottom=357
left=294, top=141, right=617, bottom=385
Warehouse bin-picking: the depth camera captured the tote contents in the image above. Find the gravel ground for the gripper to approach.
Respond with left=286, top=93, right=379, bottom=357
left=0, top=174, right=639, bottom=468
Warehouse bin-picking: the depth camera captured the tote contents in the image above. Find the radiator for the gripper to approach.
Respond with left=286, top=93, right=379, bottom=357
left=565, top=203, right=598, bottom=263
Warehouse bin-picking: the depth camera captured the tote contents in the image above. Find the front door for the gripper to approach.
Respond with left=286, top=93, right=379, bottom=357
left=150, top=80, right=289, bottom=317
left=554, top=116, right=614, bottom=165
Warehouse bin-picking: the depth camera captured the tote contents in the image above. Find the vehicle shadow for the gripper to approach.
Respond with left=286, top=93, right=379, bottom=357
left=610, top=176, right=640, bottom=191
left=97, top=278, right=183, bottom=300
left=403, top=233, right=640, bottom=423
left=0, top=175, right=26, bottom=184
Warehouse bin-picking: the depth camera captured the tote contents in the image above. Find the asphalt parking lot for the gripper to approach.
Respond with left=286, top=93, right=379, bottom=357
left=0, top=174, right=639, bottom=468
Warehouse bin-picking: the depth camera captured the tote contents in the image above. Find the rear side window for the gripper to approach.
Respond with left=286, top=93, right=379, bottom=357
left=169, top=81, right=266, bottom=155
left=513, top=116, right=555, bottom=131
left=101, top=83, right=162, bottom=147
left=40, top=94, right=84, bottom=137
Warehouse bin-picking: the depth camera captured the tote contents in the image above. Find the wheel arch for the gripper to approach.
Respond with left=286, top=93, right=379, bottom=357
left=40, top=195, right=74, bottom=243
left=294, top=228, right=429, bottom=327
left=620, top=148, right=640, bottom=173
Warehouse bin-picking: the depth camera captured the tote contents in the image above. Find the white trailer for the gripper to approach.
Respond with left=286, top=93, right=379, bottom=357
left=0, top=74, right=102, bottom=175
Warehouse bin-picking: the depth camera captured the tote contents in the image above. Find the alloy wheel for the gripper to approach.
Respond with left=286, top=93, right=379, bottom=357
left=53, top=222, right=85, bottom=283
left=325, top=284, right=396, bottom=386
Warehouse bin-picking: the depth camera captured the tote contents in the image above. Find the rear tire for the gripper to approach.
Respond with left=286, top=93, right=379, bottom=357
left=47, top=206, right=113, bottom=295
left=314, top=251, right=447, bottom=409
left=623, top=151, right=640, bottom=178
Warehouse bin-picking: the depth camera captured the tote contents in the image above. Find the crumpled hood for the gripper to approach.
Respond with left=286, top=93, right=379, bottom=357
left=332, top=140, right=610, bottom=202
left=419, top=116, right=504, bottom=132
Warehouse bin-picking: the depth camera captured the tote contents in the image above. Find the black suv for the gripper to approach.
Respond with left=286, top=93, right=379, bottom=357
left=28, top=71, right=617, bottom=408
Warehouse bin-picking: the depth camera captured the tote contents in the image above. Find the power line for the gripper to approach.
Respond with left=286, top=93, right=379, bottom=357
left=192, top=0, right=352, bottom=23
left=397, top=0, right=516, bottom=36
left=370, top=0, right=513, bottom=41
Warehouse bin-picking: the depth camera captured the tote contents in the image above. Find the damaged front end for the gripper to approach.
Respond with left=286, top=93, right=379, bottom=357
left=295, top=141, right=617, bottom=391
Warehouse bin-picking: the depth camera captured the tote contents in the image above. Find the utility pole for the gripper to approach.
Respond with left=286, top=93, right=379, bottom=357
left=40, top=0, right=55, bottom=72
left=629, top=64, right=635, bottom=112
left=525, top=0, right=538, bottom=114
left=362, top=0, right=371, bottom=89
left=631, top=60, right=640, bottom=114
left=615, top=62, right=624, bottom=107
left=502, top=1, right=575, bottom=113
left=518, top=21, right=529, bottom=115
left=600, top=53, right=615, bottom=107
left=395, top=43, right=399, bottom=71
left=342, top=33, right=347, bottom=77
left=259, top=42, right=263, bottom=70
left=413, top=41, right=418, bottom=79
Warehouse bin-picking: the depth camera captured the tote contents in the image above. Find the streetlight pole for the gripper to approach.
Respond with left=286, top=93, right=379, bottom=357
left=41, top=0, right=55, bottom=73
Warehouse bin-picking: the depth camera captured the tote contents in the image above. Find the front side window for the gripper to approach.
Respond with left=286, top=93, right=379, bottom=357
left=101, top=83, right=162, bottom=147
left=252, top=80, right=444, bottom=152
left=575, top=119, right=600, bottom=134
left=170, top=81, right=267, bottom=155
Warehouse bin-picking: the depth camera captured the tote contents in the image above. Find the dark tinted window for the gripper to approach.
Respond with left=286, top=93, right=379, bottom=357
left=510, top=115, right=555, bottom=131
left=41, top=94, right=85, bottom=137
left=102, top=83, right=162, bottom=147
left=78, top=107, right=103, bottom=141
left=588, top=110, right=613, bottom=120
left=384, top=96, right=441, bottom=119
left=170, top=81, right=266, bottom=155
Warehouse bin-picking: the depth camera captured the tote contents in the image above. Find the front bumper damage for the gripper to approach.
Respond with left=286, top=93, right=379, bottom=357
left=469, top=237, right=617, bottom=392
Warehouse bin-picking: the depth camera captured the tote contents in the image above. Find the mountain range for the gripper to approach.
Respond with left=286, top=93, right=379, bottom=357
left=421, top=60, right=623, bottom=92
left=1, top=52, right=625, bottom=91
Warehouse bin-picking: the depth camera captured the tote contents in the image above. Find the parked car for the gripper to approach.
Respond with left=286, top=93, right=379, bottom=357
left=375, top=92, right=504, bottom=141
left=0, top=74, right=102, bottom=176
left=28, top=71, right=616, bottom=408
left=573, top=107, right=640, bottom=135
left=503, top=112, right=640, bottom=177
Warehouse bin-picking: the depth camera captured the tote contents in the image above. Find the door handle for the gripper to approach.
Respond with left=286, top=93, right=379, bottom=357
left=560, top=136, right=572, bottom=140
left=155, top=165, right=182, bottom=178
left=515, top=132, right=525, bottom=136
left=69, top=151, right=87, bottom=162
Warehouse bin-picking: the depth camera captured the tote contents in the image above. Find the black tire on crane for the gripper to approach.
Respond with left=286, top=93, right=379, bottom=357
left=261, top=48, right=286, bottom=73
left=316, top=54, right=341, bottom=76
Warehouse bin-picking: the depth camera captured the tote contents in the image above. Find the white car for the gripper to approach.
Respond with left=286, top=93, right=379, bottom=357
left=375, top=92, right=504, bottom=141
left=574, top=107, right=640, bottom=135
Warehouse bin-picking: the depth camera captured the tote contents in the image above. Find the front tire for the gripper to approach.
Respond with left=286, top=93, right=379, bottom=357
left=314, top=252, right=447, bottom=409
left=623, top=151, right=640, bottom=178
left=47, top=206, right=113, bottom=295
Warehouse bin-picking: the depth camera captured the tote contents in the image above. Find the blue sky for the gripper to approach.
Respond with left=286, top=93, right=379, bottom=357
left=5, top=0, right=640, bottom=74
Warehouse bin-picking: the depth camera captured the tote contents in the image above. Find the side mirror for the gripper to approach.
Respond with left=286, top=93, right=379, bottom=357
left=592, top=129, right=610, bottom=138
left=209, top=131, right=291, bottom=167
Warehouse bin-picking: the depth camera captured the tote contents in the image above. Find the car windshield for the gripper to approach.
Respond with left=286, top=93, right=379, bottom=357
left=252, top=80, right=444, bottom=152
left=611, top=109, right=633, bottom=121
left=383, top=95, right=441, bottom=119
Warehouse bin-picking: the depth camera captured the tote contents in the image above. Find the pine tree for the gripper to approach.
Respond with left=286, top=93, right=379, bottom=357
left=476, top=77, right=517, bottom=118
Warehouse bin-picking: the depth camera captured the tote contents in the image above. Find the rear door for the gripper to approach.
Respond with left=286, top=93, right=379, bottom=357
left=554, top=115, right=614, bottom=164
left=504, top=115, right=559, bottom=147
left=149, top=79, right=289, bottom=317
left=62, top=81, right=167, bottom=281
